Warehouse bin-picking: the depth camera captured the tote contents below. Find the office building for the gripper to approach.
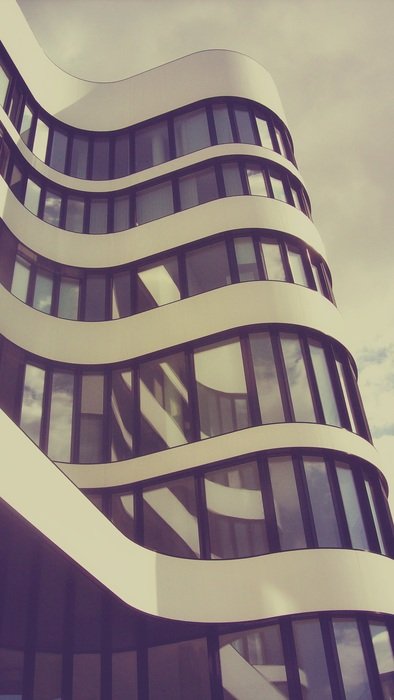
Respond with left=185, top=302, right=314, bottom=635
left=0, top=4, right=393, bottom=698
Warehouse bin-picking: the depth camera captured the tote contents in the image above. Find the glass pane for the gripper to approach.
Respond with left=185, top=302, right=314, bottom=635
left=91, top=137, right=110, bottom=179
left=275, top=126, right=288, bottom=157
left=280, top=333, right=316, bottom=422
left=333, top=619, right=372, bottom=700
left=369, top=621, right=394, bottom=700
left=246, top=164, right=267, bottom=196
left=234, top=236, right=259, bottom=281
left=364, top=478, right=387, bottom=554
left=65, top=196, right=85, bottom=233
left=58, top=277, right=80, bottom=320
left=186, top=241, right=231, bottom=295
left=33, top=652, right=62, bottom=700
left=309, top=340, right=341, bottom=426
left=72, top=653, right=101, bottom=700
left=114, top=132, right=131, bottom=178
left=89, top=198, right=108, bottom=234
left=220, top=625, right=288, bottom=699
left=136, top=257, right=180, bottom=311
left=336, top=360, right=358, bottom=432
left=222, top=162, right=244, bottom=196
left=179, top=167, right=218, bottom=209
left=20, top=364, right=45, bottom=445
left=33, top=118, right=49, bottom=160
left=336, top=462, right=369, bottom=550
left=149, top=638, right=211, bottom=700
left=112, top=270, right=132, bottom=319
left=250, top=332, right=285, bottom=423
left=291, top=186, right=302, bottom=210
left=0, top=62, right=10, bottom=107
left=269, top=455, right=306, bottom=550
left=0, top=648, right=23, bottom=699
left=11, top=255, right=30, bottom=302
left=256, top=116, right=273, bottom=149
left=174, top=108, right=211, bottom=156
left=135, top=120, right=169, bottom=171
left=20, top=103, right=33, bottom=145
left=10, top=164, right=23, bottom=200
left=139, top=352, right=191, bottom=454
left=84, top=274, right=106, bottom=321
left=194, top=339, right=250, bottom=439
left=205, top=461, right=268, bottom=559
left=24, top=178, right=41, bottom=215
left=293, top=619, right=333, bottom=700
left=70, top=135, right=89, bottom=178
left=112, top=492, right=135, bottom=540
left=261, top=239, right=286, bottom=280
left=47, top=372, right=74, bottom=462
left=303, top=457, right=341, bottom=547
left=213, top=103, right=233, bottom=143
left=135, top=180, right=173, bottom=225
left=270, top=173, right=288, bottom=202
left=234, top=106, right=257, bottom=144
left=143, top=475, right=199, bottom=558
left=43, top=190, right=62, bottom=227
left=113, top=194, right=130, bottom=231
left=112, top=650, right=138, bottom=700
left=311, top=262, right=326, bottom=296
left=111, top=369, right=133, bottom=461
left=49, top=129, right=68, bottom=172
left=79, top=374, right=105, bottom=463
left=288, top=248, right=308, bottom=286
left=33, top=270, right=53, bottom=314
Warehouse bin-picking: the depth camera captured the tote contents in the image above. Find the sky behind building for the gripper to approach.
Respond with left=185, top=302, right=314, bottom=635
left=16, top=0, right=394, bottom=504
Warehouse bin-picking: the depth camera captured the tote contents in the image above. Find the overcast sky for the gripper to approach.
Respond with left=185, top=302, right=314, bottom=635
left=17, top=0, right=394, bottom=504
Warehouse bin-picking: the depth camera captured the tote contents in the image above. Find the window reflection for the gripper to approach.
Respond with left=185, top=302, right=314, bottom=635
left=49, top=129, right=68, bottom=172
left=256, top=116, right=273, bottom=149
left=336, top=462, right=369, bottom=550
left=112, top=492, right=135, bottom=540
left=135, top=180, right=173, bottom=225
left=149, top=638, right=211, bottom=700
left=269, top=455, right=306, bottom=550
left=43, top=189, right=61, bottom=226
left=58, top=277, right=80, bottom=320
left=32, top=118, right=49, bottom=161
left=333, top=619, right=373, bottom=700
left=369, top=621, right=394, bottom=700
left=20, top=364, right=45, bottom=445
left=234, top=106, right=257, bottom=144
left=135, top=121, right=169, bottom=171
left=303, top=457, right=341, bottom=547
left=179, top=167, right=218, bottom=209
left=65, top=196, right=85, bottom=233
left=111, top=369, right=133, bottom=461
left=280, top=333, right=316, bottom=422
left=32, top=270, right=53, bottom=314
left=293, top=619, right=333, bottom=700
left=213, top=103, right=233, bottom=143
left=11, top=254, right=30, bottom=302
left=70, top=135, right=89, bottom=179
left=24, top=178, right=40, bottom=215
left=234, top=237, right=259, bottom=281
left=79, top=374, right=105, bottom=463
left=186, top=241, right=231, bottom=296
left=260, top=239, right=286, bottom=281
left=47, top=371, right=74, bottom=462
left=174, top=108, right=210, bottom=156
left=222, top=162, right=244, bottom=196
left=309, top=340, right=341, bottom=427
left=137, top=257, right=180, bottom=312
left=250, top=332, right=285, bottom=423
left=246, top=164, right=267, bottom=196
left=112, top=270, right=132, bottom=319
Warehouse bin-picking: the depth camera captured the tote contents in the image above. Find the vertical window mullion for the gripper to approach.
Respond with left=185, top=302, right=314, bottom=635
left=320, top=615, right=347, bottom=700
left=39, top=366, right=52, bottom=453
left=271, top=331, right=294, bottom=422
left=293, top=454, right=317, bottom=547
left=185, top=349, right=200, bottom=443
left=302, top=336, right=326, bottom=423
left=353, top=468, right=381, bottom=553
left=280, top=618, right=303, bottom=700
left=205, top=103, right=217, bottom=146
left=195, top=472, right=209, bottom=559
left=279, top=240, right=293, bottom=281
left=240, top=334, right=261, bottom=426
left=258, top=454, right=280, bottom=552
left=358, top=617, right=385, bottom=700
left=71, top=371, right=82, bottom=464
left=325, top=344, right=351, bottom=429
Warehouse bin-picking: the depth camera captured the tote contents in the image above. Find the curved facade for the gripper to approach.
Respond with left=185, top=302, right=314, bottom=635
left=0, top=6, right=393, bottom=699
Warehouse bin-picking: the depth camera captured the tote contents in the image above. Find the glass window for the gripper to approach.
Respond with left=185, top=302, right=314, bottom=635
left=143, top=475, right=199, bottom=558
left=205, top=461, right=268, bottom=559
left=336, top=462, right=369, bottom=550
left=58, top=277, right=80, bottom=320
left=72, top=654, right=101, bottom=700
left=364, top=477, right=387, bottom=554
left=111, top=369, right=133, bottom=461
left=213, top=103, right=233, bottom=143
left=186, top=240, right=231, bottom=296
left=139, top=352, right=191, bottom=454
left=194, top=339, right=250, bottom=439
left=33, top=652, right=62, bottom=700
left=369, top=621, right=394, bottom=700
left=269, top=455, right=306, bottom=550
left=33, top=270, right=53, bottom=314
left=234, top=106, right=258, bottom=144
left=20, top=103, right=33, bottom=145
left=24, top=178, right=41, bottom=215
left=256, top=116, right=273, bottom=149
left=65, top=196, right=85, bottom=233
left=220, top=625, right=288, bottom=699
left=135, top=180, right=173, bottom=225
left=20, top=364, right=45, bottom=445
left=137, top=256, right=180, bottom=311
left=0, top=648, right=24, bottom=700
left=0, top=137, right=10, bottom=178
left=311, top=261, right=326, bottom=296
left=309, top=340, right=341, bottom=426
left=336, top=360, right=358, bottom=433
left=114, top=132, right=131, bottom=178
left=70, top=135, right=89, bottom=178
left=280, top=333, right=316, bottom=422
left=149, top=638, right=211, bottom=700
left=11, top=254, right=30, bottom=302
left=303, top=456, right=341, bottom=547
left=112, top=650, right=138, bottom=700
left=291, top=185, right=302, bottom=210
left=174, top=108, right=211, bottom=156
left=288, top=248, right=309, bottom=286
left=293, top=619, right=333, bottom=700
left=246, top=163, right=268, bottom=196
left=112, top=270, right=132, bottom=319
left=0, top=62, right=10, bottom=108
left=260, top=239, right=286, bottom=281
left=8, top=84, right=23, bottom=126
left=113, top=194, right=130, bottom=231
left=43, top=189, right=62, bottom=226
left=222, top=162, right=244, bottom=196
left=250, top=332, right=285, bottom=423
left=47, top=371, right=74, bottom=462
left=179, top=167, right=218, bottom=209
left=84, top=274, right=107, bottom=321
left=270, top=173, right=288, bottom=202
left=112, top=492, right=135, bottom=540
left=9, top=163, right=24, bottom=200
left=89, top=197, right=108, bottom=234
left=32, top=118, right=49, bottom=161
left=91, top=137, right=110, bottom=179
left=234, top=236, right=259, bottom=281
left=275, top=126, right=288, bottom=157
left=135, top=120, right=169, bottom=171
left=49, top=129, right=68, bottom=172
left=79, top=374, right=105, bottom=463
left=333, top=619, right=373, bottom=700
